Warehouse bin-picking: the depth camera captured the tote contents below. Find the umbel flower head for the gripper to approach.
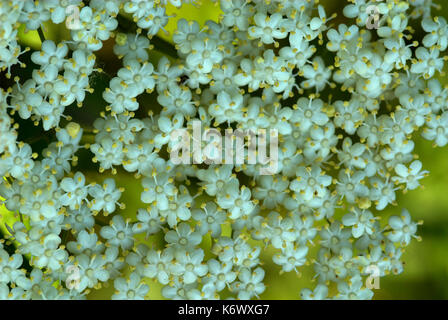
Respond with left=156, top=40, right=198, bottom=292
left=0, top=0, right=443, bottom=300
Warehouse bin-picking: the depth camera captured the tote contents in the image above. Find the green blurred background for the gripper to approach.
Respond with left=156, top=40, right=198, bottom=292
left=2, top=0, right=448, bottom=299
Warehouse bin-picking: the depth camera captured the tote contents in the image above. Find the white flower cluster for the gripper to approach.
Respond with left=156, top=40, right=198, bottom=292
left=0, top=0, right=444, bottom=300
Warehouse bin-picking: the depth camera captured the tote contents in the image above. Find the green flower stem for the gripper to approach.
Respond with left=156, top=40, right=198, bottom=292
left=116, top=14, right=178, bottom=59
left=61, top=230, right=69, bottom=246
left=151, top=36, right=179, bottom=59
left=81, top=132, right=96, bottom=144
left=37, top=27, right=46, bottom=44
left=95, top=218, right=108, bottom=227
